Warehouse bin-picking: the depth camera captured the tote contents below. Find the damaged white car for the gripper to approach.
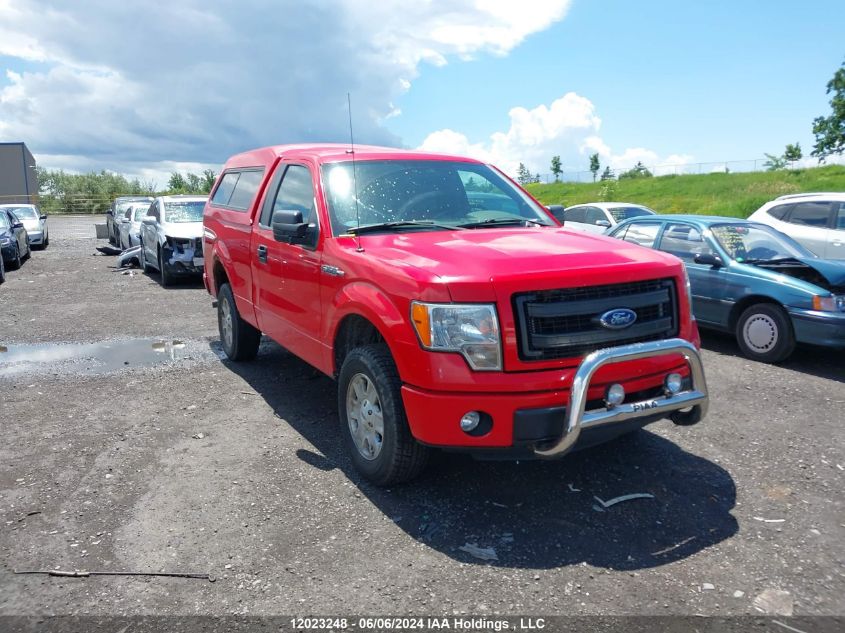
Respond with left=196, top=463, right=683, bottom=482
left=139, top=195, right=207, bottom=287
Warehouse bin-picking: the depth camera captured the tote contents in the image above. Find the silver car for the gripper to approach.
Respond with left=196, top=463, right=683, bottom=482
left=118, top=203, right=150, bottom=250
left=1, top=204, right=48, bottom=248
left=139, top=195, right=206, bottom=287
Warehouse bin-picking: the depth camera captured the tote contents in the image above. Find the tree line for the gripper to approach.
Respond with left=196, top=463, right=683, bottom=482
left=35, top=168, right=217, bottom=214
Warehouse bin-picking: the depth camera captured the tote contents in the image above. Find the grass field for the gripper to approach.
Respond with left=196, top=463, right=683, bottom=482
left=525, top=164, right=845, bottom=218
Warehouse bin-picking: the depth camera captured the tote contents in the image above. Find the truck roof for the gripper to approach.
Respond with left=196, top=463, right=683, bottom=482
left=221, top=143, right=486, bottom=169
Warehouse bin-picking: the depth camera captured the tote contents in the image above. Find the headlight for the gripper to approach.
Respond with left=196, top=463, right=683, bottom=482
left=0, top=237, right=10, bottom=246
left=410, top=302, right=502, bottom=371
left=813, top=295, right=845, bottom=313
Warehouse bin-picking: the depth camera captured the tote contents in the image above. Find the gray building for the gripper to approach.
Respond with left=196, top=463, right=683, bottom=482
left=0, top=142, right=38, bottom=204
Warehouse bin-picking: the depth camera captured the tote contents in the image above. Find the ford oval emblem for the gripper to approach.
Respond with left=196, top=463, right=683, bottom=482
left=598, top=308, right=638, bottom=330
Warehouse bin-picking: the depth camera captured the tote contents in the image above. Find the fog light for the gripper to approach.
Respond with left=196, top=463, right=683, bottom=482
left=665, top=373, right=683, bottom=395
left=460, top=411, right=481, bottom=432
left=605, top=383, right=625, bottom=408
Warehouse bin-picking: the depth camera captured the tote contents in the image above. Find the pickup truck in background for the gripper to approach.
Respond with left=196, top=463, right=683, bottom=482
left=203, top=144, right=708, bottom=485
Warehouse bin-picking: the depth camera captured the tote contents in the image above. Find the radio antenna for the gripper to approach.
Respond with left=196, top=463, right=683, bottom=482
left=347, top=92, right=363, bottom=252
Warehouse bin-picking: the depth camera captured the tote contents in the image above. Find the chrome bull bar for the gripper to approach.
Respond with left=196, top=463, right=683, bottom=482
left=534, top=338, right=708, bottom=458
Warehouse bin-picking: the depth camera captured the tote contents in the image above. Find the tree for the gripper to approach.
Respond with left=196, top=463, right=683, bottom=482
left=202, top=169, right=217, bottom=192
left=618, top=161, right=653, bottom=180
left=600, top=166, right=614, bottom=181
left=534, top=172, right=542, bottom=184
left=763, top=153, right=787, bottom=171
left=783, top=142, right=803, bottom=167
left=168, top=172, right=187, bottom=192
left=589, top=153, right=600, bottom=182
left=811, top=60, right=845, bottom=160
left=516, top=163, right=532, bottom=185
left=550, top=155, right=562, bottom=181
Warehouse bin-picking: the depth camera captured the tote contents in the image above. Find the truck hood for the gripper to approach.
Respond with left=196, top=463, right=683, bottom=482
left=161, top=222, right=203, bottom=239
left=356, top=227, right=682, bottom=299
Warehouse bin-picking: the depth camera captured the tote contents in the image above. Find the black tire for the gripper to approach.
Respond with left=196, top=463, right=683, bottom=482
left=735, top=303, right=795, bottom=363
left=158, top=246, right=172, bottom=287
left=337, top=344, right=430, bottom=485
left=8, top=245, right=22, bottom=270
left=43, top=231, right=49, bottom=248
left=22, top=240, right=31, bottom=261
left=0, top=256, right=5, bottom=284
left=217, top=282, right=261, bottom=361
left=140, top=241, right=153, bottom=273
left=108, top=222, right=116, bottom=245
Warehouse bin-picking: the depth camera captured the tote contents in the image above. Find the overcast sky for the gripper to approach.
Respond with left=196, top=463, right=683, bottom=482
left=1, top=0, right=843, bottom=186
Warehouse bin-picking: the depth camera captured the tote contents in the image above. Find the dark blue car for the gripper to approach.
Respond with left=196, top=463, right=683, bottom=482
left=0, top=207, right=30, bottom=274
left=607, top=215, right=845, bottom=362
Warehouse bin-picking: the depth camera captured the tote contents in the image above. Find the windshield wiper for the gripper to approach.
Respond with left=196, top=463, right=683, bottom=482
left=457, top=217, right=545, bottom=229
left=346, top=220, right=463, bottom=235
left=744, top=257, right=803, bottom=265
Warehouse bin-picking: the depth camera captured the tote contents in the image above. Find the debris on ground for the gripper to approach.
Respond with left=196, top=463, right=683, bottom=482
left=733, top=590, right=745, bottom=598
left=752, top=588, right=793, bottom=616
left=491, top=502, right=508, bottom=508
left=95, top=245, right=123, bottom=256
left=567, top=483, right=581, bottom=493
left=593, top=493, right=655, bottom=509
left=702, top=583, right=715, bottom=590
left=753, top=516, right=786, bottom=523
left=458, top=543, right=498, bottom=561
left=116, top=245, right=142, bottom=268
left=192, top=433, right=205, bottom=439
left=13, top=569, right=214, bottom=582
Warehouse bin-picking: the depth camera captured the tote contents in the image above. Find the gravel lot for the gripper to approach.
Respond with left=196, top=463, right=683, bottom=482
left=1, top=216, right=843, bottom=619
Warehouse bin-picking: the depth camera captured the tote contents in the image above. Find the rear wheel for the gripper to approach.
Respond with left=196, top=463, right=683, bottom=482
left=217, top=283, right=261, bottom=361
left=158, top=246, right=172, bottom=287
left=735, top=303, right=795, bottom=363
left=8, top=244, right=22, bottom=270
left=140, top=241, right=152, bottom=273
left=338, top=345, right=430, bottom=485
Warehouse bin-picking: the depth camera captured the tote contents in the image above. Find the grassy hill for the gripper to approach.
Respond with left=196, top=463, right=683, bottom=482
left=525, top=165, right=845, bottom=218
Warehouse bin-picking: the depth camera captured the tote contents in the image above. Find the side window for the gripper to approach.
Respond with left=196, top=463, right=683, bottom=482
left=566, top=207, right=586, bottom=223
left=659, top=223, right=712, bottom=260
left=766, top=204, right=791, bottom=220
left=787, top=201, right=832, bottom=228
left=271, top=165, right=319, bottom=248
left=584, top=207, right=607, bottom=225
left=145, top=203, right=158, bottom=221
left=835, top=202, right=845, bottom=231
left=621, top=222, right=660, bottom=248
left=227, top=170, right=264, bottom=211
left=211, top=172, right=241, bottom=207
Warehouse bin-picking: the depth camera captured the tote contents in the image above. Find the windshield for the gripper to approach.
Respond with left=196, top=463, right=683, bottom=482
left=8, top=206, right=38, bottom=220
left=321, top=160, right=554, bottom=235
left=131, top=207, right=147, bottom=221
left=608, top=206, right=655, bottom=221
left=116, top=199, right=150, bottom=215
left=163, top=201, right=205, bottom=223
left=710, top=223, right=813, bottom=262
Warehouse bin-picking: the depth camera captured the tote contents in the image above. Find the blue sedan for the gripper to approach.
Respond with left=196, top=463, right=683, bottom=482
left=606, top=215, right=845, bottom=362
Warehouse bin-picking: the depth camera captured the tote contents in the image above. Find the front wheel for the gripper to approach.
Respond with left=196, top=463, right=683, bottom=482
left=158, top=246, right=172, bottom=287
left=217, top=282, right=261, bottom=361
left=8, top=245, right=22, bottom=270
left=735, top=303, right=795, bottom=363
left=140, top=241, right=152, bottom=273
left=338, top=345, right=430, bottom=485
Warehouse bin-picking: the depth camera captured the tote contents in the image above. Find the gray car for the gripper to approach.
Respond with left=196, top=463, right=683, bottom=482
left=118, top=203, right=150, bottom=250
left=139, top=195, right=206, bottom=287
left=1, top=204, right=48, bottom=249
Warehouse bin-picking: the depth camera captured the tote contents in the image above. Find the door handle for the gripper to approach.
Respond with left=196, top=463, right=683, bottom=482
left=257, top=244, right=268, bottom=263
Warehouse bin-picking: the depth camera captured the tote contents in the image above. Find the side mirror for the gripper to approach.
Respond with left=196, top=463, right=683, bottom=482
left=272, top=210, right=308, bottom=243
left=546, top=205, right=565, bottom=224
left=694, top=252, right=723, bottom=267
left=12, top=221, right=24, bottom=229
left=120, top=217, right=130, bottom=223
left=39, top=214, right=47, bottom=220
left=595, top=219, right=611, bottom=228
left=141, top=216, right=156, bottom=225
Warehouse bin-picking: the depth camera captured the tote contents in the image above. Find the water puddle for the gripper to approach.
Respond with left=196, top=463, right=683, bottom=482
left=0, top=339, right=209, bottom=377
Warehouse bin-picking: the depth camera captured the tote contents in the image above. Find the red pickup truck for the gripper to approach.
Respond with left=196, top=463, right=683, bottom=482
left=203, top=144, right=708, bottom=484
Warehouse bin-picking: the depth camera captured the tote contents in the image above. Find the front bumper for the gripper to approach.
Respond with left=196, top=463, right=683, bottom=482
left=162, top=242, right=204, bottom=276
left=27, top=231, right=43, bottom=245
left=789, top=307, right=845, bottom=348
left=1, top=242, right=16, bottom=261
left=401, top=338, right=708, bottom=457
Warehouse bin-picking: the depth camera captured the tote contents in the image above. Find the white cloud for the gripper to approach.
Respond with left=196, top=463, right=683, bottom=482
left=0, top=0, right=571, bottom=183
left=420, top=92, right=694, bottom=179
